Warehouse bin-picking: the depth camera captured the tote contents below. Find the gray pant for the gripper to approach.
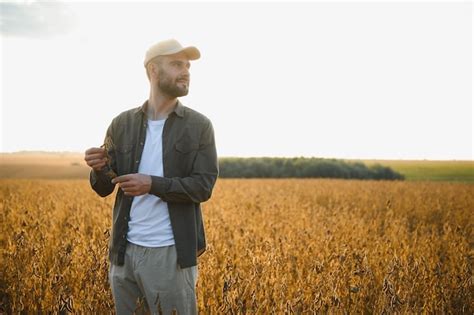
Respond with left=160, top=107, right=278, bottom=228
left=109, top=242, right=198, bottom=315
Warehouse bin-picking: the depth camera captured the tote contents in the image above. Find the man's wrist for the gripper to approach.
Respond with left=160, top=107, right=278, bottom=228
left=146, top=175, right=152, bottom=193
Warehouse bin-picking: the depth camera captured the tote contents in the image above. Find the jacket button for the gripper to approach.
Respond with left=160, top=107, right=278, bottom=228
left=122, top=235, right=126, bottom=239
left=124, top=216, right=127, bottom=221
left=135, top=160, right=139, bottom=164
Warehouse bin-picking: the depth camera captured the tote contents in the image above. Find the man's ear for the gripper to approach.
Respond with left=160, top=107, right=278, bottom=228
left=152, top=63, right=159, bottom=78
left=147, top=63, right=159, bottom=80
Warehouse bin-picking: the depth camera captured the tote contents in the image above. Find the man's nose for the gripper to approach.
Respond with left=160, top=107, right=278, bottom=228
left=183, top=67, right=190, bottom=76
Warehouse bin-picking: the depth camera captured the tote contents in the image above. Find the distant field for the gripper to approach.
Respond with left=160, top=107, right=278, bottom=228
left=361, top=159, right=474, bottom=183
left=0, top=152, right=89, bottom=179
left=0, top=152, right=472, bottom=182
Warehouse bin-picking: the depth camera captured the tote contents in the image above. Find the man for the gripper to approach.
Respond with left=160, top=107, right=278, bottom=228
left=84, top=39, right=218, bottom=314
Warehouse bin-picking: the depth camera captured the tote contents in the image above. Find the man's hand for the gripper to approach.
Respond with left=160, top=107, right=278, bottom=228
left=84, top=147, right=107, bottom=172
left=111, top=174, right=152, bottom=196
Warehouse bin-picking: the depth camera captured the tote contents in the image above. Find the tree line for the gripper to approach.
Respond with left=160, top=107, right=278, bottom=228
left=218, top=157, right=404, bottom=180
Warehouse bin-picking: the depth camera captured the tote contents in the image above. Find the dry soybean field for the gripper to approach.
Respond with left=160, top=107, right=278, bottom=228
left=1, top=178, right=473, bottom=313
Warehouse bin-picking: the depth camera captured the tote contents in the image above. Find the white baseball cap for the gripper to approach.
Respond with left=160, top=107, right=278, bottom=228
left=144, top=39, right=200, bottom=67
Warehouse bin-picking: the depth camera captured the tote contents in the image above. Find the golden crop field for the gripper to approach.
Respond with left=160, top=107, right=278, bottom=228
left=1, top=178, right=473, bottom=313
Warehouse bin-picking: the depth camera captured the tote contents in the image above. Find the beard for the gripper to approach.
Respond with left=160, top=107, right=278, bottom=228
left=157, top=71, right=189, bottom=98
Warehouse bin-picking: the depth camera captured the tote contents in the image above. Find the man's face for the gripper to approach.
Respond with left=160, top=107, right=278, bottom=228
left=153, top=52, right=191, bottom=97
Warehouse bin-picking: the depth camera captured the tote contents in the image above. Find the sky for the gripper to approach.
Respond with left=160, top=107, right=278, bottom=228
left=1, top=0, right=472, bottom=160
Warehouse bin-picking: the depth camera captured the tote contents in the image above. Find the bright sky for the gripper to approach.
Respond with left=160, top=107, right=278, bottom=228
left=1, top=0, right=472, bottom=160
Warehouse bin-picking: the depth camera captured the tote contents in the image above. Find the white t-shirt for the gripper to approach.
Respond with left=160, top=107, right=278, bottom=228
left=126, top=118, right=175, bottom=247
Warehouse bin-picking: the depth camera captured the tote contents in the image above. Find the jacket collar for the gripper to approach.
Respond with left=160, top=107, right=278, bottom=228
left=134, top=99, right=185, bottom=118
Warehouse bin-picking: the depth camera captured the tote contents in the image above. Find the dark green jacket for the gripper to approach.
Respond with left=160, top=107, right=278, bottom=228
left=90, top=100, right=218, bottom=268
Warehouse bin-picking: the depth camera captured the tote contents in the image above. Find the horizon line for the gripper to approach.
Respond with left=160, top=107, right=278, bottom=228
left=1, top=150, right=472, bottom=162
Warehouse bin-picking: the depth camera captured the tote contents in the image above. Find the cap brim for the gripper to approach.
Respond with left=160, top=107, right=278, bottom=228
left=161, top=46, right=200, bottom=60
left=181, top=46, right=200, bottom=60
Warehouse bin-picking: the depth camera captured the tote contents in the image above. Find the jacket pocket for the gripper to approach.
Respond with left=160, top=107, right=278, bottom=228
left=115, top=143, right=134, bottom=174
left=173, top=138, right=199, bottom=176
left=175, top=140, right=199, bottom=154
left=116, top=144, right=134, bottom=154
